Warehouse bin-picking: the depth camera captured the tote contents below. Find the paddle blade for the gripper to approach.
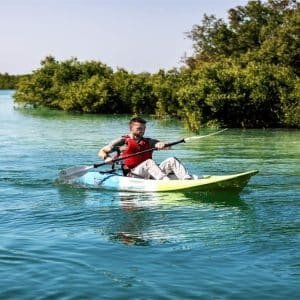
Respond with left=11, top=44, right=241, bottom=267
left=58, top=165, right=94, bottom=180
left=184, top=128, right=228, bottom=142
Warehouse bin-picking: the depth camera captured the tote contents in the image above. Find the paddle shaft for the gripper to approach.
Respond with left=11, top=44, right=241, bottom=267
left=93, top=139, right=185, bottom=168
left=93, top=129, right=227, bottom=168
left=59, top=129, right=227, bottom=180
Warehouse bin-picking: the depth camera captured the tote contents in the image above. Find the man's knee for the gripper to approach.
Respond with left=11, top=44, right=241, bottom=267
left=143, top=158, right=156, bottom=167
left=163, top=157, right=178, bottom=164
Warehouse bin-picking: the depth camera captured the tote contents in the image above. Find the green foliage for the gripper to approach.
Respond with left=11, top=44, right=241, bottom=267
left=150, top=69, right=182, bottom=117
left=125, top=73, right=156, bottom=115
left=183, top=0, right=299, bottom=130
left=14, top=56, right=114, bottom=112
left=0, top=73, right=27, bottom=89
left=186, top=0, right=299, bottom=68
left=59, top=76, right=115, bottom=113
left=13, top=0, right=299, bottom=130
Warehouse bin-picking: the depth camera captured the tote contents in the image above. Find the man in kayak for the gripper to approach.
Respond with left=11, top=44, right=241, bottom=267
left=98, top=117, right=193, bottom=180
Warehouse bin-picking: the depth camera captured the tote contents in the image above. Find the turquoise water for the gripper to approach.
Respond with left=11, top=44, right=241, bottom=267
left=1, top=90, right=299, bottom=299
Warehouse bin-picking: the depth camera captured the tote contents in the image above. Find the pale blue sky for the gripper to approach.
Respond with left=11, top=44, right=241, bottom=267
left=1, top=0, right=248, bottom=74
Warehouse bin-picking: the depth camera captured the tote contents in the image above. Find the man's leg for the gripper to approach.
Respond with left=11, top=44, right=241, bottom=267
left=130, top=159, right=168, bottom=180
left=159, top=157, right=192, bottom=180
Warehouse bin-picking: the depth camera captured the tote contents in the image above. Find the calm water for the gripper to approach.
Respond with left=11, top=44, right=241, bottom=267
left=1, top=90, right=299, bottom=299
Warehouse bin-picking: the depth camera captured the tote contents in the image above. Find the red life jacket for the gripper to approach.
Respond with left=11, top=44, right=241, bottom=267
left=121, top=135, right=153, bottom=169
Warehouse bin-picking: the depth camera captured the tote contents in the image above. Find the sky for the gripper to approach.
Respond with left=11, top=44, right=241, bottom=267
left=0, top=0, right=249, bottom=74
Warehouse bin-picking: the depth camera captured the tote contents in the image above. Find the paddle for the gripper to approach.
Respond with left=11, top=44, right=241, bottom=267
left=59, top=128, right=227, bottom=180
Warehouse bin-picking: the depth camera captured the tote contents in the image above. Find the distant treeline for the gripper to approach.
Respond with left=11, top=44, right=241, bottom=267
left=13, top=0, right=299, bottom=129
left=0, top=73, right=28, bottom=89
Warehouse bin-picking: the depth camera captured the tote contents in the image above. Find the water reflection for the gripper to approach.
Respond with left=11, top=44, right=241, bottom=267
left=109, top=193, right=152, bottom=246
left=106, top=191, right=253, bottom=246
left=182, top=191, right=250, bottom=209
left=56, top=179, right=256, bottom=247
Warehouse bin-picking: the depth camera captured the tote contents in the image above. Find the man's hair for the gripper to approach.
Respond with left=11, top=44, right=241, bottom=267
left=129, top=117, right=147, bottom=125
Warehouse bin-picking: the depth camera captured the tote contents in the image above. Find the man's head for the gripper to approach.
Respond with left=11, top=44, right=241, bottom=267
left=129, top=117, right=147, bottom=138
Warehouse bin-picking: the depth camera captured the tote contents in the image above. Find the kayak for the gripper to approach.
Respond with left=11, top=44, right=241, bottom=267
left=69, top=170, right=258, bottom=193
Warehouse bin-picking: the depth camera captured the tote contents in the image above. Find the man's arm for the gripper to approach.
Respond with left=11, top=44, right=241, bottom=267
left=98, top=137, right=125, bottom=162
left=98, top=145, right=113, bottom=160
left=148, top=138, right=169, bottom=150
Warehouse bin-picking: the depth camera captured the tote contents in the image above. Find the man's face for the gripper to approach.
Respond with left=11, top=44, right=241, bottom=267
left=130, top=122, right=146, bottom=138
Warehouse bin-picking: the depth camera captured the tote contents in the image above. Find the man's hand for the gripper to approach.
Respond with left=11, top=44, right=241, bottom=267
left=155, top=142, right=168, bottom=150
left=104, top=156, right=114, bottom=164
